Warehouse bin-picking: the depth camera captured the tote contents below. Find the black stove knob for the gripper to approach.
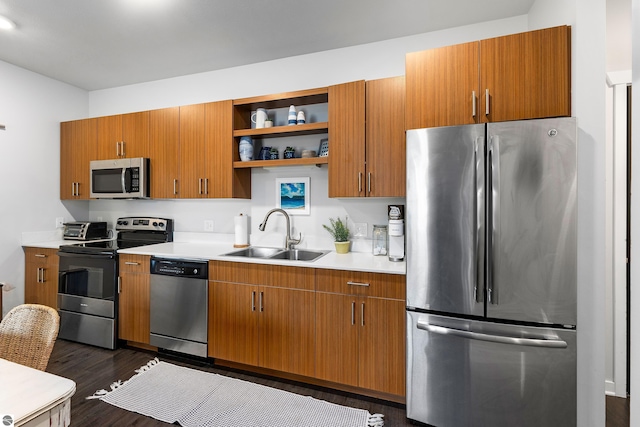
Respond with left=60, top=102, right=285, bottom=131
left=153, top=222, right=158, bottom=227
left=158, top=222, right=165, bottom=228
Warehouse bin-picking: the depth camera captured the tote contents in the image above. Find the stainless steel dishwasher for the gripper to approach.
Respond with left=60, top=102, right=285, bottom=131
left=149, top=257, right=208, bottom=358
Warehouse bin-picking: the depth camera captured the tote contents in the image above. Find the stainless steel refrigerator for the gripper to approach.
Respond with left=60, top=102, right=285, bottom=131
left=405, top=118, right=577, bottom=427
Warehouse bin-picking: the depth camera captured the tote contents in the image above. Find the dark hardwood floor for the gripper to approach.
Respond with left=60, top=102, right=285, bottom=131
left=46, top=339, right=630, bottom=427
left=46, top=339, right=411, bottom=426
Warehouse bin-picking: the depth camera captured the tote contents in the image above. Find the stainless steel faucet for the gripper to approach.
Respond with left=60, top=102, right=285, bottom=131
left=258, top=208, right=301, bottom=250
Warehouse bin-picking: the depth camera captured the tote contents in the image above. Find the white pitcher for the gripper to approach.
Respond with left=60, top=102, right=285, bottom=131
left=251, top=108, right=268, bottom=128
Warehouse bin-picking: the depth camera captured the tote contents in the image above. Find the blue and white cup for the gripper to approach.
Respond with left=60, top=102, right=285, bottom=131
left=288, top=105, right=297, bottom=125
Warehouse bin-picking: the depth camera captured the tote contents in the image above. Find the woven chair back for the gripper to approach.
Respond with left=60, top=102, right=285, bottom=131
left=0, top=304, right=60, bottom=371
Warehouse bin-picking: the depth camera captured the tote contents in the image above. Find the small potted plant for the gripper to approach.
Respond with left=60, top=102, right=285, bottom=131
left=323, top=217, right=351, bottom=254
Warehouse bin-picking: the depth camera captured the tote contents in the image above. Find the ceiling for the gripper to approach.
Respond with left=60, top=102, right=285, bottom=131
left=0, top=0, right=538, bottom=91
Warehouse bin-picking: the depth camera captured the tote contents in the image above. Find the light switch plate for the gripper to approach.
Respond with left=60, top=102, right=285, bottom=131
left=204, top=220, right=214, bottom=232
left=354, top=222, right=367, bottom=237
left=55, top=217, right=64, bottom=228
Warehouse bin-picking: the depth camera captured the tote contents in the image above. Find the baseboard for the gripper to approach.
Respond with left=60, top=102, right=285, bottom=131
left=606, top=380, right=616, bottom=396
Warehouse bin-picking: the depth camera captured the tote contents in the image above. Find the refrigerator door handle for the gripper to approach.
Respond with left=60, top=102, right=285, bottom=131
left=475, top=136, right=485, bottom=303
left=417, top=320, right=568, bottom=349
left=487, top=135, right=500, bottom=305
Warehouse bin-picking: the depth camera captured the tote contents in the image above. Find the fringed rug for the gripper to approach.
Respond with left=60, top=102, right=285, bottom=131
left=88, top=358, right=384, bottom=427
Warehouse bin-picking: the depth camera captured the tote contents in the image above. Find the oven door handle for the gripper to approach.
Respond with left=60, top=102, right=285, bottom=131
left=57, top=251, right=116, bottom=260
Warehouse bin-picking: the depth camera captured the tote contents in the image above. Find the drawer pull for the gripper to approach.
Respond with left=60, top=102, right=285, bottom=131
left=124, top=262, right=140, bottom=266
left=347, top=281, right=370, bottom=287
left=34, top=254, right=47, bottom=258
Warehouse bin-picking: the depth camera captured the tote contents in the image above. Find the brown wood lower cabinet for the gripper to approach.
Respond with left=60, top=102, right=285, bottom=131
left=118, top=254, right=151, bottom=343
left=315, top=269, right=406, bottom=397
left=208, top=261, right=315, bottom=377
left=24, top=247, right=59, bottom=309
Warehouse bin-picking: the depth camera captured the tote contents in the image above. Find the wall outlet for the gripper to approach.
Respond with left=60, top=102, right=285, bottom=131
left=354, top=222, right=368, bottom=237
left=55, top=217, right=64, bottom=228
left=204, top=220, right=214, bottom=232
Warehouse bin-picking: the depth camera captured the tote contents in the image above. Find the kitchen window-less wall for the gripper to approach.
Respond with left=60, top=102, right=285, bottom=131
left=0, top=60, right=89, bottom=315
left=85, top=16, right=529, bottom=250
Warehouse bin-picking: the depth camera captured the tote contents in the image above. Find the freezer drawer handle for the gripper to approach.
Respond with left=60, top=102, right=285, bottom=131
left=417, top=321, right=568, bottom=349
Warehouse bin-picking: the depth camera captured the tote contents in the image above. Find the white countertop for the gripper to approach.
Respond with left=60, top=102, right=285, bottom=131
left=23, top=239, right=406, bottom=275
left=0, top=358, right=76, bottom=425
left=120, top=242, right=406, bottom=275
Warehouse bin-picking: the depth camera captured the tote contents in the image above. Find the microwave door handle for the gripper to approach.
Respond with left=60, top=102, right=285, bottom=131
left=121, top=168, right=127, bottom=193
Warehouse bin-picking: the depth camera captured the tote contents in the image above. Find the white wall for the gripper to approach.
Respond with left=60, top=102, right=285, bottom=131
left=84, top=17, right=529, bottom=252
left=630, top=0, right=640, bottom=425
left=529, top=1, right=607, bottom=426
left=0, top=60, right=90, bottom=315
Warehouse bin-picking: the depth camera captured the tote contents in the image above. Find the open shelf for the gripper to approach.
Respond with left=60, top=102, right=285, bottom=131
left=233, top=122, right=328, bottom=139
left=233, top=157, right=329, bottom=169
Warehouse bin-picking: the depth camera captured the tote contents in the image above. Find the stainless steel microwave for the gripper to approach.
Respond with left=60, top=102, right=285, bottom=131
left=90, top=157, right=150, bottom=199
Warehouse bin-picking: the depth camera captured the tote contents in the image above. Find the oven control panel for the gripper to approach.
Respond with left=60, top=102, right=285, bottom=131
left=116, top=217, right=174, bottom=232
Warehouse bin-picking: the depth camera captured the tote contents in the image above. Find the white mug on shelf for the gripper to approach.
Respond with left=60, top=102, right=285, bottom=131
left=251, top=108, right=268, bottom=128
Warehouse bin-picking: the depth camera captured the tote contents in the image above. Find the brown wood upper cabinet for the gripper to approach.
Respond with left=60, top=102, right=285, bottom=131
left=60, top=118, right=97, bottom=199
left=179, top=101, right=248, bottom=199
left=96, top=111, right=149, bottom=160
left=328, top=81, right=365, bottom=197
left=328, top=78, right=406, bottom=198
left=405, top=25, right=571, bottom=129
left=148, top=107, right=180, bottom=198
left=366, top=76, right=406, bottom=197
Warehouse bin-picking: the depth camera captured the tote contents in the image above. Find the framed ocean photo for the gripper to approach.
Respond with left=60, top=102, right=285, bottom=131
left=276, top=177, right=310, bottom=215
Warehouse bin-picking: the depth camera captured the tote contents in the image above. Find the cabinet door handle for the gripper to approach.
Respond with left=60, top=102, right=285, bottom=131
left=124, top=262, right=139, bottom=266
left=351, top=301, right=356, bottom=325
left=198, top=178, right=203, bottom=195
left=120, top=141, right=125, bottom=157
left=117, top=277, right=121, bottom=294
left=251, top=291, right=256, bottom=311
left=34, top=254, right=47, bottom=258
left=347, top=281, right=370, bottom=287
left=204, top=178, right=209, bottom=195
left=367, top=172, right=371, bottom=194
left=361, top=302, right=365, bottom=327
left=259, top=291, right=264, bottom=312
left=173, top=179, right=178, bottom=195
left=472, top=90, right=477, bottom=117
left=485, top=88, right=490, bottom=116
left=116, top=141, right=120, bottom=157
left=358, top=172, right=362, bottom=193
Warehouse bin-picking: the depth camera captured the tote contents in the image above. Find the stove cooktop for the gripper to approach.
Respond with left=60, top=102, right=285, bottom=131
left=59, top=216, right=174, bottom=255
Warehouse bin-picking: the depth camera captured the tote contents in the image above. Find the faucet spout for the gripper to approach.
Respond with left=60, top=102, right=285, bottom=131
left=258, top=208, right=301, bottom=250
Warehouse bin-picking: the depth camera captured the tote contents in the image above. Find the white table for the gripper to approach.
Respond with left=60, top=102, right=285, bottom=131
left=0, top=358, right=76, bottom=427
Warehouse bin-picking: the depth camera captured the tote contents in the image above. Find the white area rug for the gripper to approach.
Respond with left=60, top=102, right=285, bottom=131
left=88, top=358, right=384, bottom=427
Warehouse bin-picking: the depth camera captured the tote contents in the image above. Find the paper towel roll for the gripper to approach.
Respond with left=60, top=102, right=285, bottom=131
left=234, top=213, right=249, bottom=248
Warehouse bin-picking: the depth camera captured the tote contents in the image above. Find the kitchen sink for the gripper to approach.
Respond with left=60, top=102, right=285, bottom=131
left=268, top=249, right=327, bottom=262
left=223, top=247, right=283, bottom=258
left=222, top=247, right=328, bottom=262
